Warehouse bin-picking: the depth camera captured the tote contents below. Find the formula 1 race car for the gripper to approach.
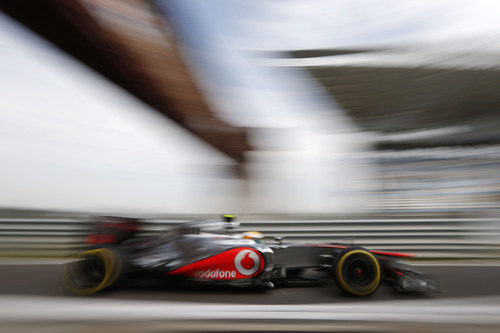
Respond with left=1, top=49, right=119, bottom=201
left=62, top=215, right=439, bottom=296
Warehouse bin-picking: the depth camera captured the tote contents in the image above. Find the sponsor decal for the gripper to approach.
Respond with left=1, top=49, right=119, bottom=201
left=195, top=269, right=237, bottom=279
left=165, top=247, right=264, bottom=280
left=234, top=249, right=260, bottom=276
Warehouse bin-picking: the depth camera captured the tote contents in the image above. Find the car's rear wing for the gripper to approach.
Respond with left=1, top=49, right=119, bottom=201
left=86, top=216, right=139, bottom=245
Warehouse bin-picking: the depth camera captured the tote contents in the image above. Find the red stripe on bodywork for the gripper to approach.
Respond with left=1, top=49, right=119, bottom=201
left=165, top=247, right=265, bottom=280
left=295, top=244, right=414, bottom=258
left=372, top=250, right=415, bottom=258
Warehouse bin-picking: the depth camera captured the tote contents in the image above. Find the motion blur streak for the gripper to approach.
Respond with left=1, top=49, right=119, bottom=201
left=2, top=294, right=500, bottom=323
left=2, top=0, right=500, bottom=214
left=2, top=0, right=500, bottom=332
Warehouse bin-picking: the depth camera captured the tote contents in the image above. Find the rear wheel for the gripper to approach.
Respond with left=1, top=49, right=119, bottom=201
left=62, top=247, right=124, bottom=295
left=334, top=247, right=381, bottom=296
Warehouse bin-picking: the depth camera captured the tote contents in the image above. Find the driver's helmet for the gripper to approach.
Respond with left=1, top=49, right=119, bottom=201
left=221, top=214, right=239, bottom=230
left=221, top=214, right=235, bottom=222
left=242, top=231, right=264, bottom=243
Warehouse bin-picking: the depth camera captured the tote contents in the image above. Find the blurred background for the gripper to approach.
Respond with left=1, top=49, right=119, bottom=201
left=2, top=0, right=500, bottom=332
left=2, top=0, right=500, bottom=257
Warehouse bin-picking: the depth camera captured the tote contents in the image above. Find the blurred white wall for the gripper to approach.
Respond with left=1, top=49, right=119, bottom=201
left=204, top=63, right=376, bottom=214
left=247, top=131, right=375, bottom=213
left=0, top=6, right=377, bottom=215
left=0, top=13, right=241, bottom=214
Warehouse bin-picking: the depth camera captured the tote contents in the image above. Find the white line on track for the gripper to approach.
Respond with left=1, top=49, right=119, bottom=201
left=1, top=295, right=500, bottom=324
left=0, top=259, right=70, bottom=265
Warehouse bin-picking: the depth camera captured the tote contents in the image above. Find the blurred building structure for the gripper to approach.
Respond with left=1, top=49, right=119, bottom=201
left=276, top=47, right=500, bottom=211
left=1, top=0, right=374, bottom=213
left=0, top=0, right=250, bottom=213
left=1, top=0, right=250, bottom=166
left=4, top=0, right=500, bottom=214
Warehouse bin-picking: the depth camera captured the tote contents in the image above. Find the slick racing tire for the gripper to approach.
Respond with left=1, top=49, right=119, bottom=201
left=334, top=247, right=381, bottom=296
left=62, top=247, right=126, bottom=295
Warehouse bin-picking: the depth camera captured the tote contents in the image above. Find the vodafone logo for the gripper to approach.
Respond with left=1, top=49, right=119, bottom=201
left=167, top=247, right=264, bottom=280
left=195, top=269, right=236, bottom=279
left=234, top=249, right=260, bottom=276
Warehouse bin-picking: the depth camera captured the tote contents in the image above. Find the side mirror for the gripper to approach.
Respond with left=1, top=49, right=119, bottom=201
left=274, top=236, right=284, bottom=245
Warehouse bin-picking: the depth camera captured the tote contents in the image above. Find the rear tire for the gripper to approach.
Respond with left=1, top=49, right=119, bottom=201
left=62, top=247, right=126, bottom=295
left=334, top=247, right=381, bottom=296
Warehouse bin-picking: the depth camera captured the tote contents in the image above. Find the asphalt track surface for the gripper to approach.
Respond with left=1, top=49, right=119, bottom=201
left=1, top=263, right=500, bottom=303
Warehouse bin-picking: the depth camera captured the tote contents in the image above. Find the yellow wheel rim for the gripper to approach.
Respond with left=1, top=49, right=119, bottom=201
left=62, top=248, right=121, bottom=295
left=336, top=249, right=381, bottom=296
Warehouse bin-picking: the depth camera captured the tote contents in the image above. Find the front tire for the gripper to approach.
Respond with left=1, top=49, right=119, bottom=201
left=334, top=247, right=381, bottom=296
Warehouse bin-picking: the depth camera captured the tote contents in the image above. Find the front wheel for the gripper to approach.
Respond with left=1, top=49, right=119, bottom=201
left=334, top=247, right=381, bottom=296
left=62, top=247, right=124, bottom=295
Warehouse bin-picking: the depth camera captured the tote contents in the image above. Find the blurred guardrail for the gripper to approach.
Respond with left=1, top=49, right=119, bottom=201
left=1, top=210, right=500, bottom=259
